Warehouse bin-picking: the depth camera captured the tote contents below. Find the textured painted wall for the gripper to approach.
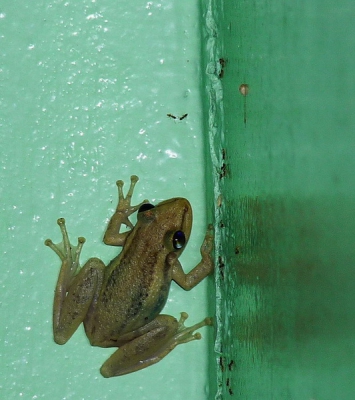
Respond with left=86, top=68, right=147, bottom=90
left=1, top=1, right=215, bottom=399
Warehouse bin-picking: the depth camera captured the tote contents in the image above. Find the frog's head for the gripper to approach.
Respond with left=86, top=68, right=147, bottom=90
left=137, top=197, right=192, bottom=256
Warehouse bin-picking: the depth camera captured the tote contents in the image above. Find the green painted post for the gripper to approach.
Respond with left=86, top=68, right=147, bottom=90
left=204, top=1, right=355, bottom=398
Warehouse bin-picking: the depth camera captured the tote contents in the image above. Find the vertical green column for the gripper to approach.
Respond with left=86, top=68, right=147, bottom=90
left=204, top=1, right=355, bottom=398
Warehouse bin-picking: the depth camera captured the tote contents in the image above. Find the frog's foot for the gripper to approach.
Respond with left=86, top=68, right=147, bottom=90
left=114, top=175, right=149, bottom=229
left=45, top=218, right=86, bottom=282
left=172, top=312, right=213, bottom=345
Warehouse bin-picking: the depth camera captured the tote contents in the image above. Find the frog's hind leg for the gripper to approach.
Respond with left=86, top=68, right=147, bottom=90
left=53, top=257, right=105, bottom=345
left=45, top=218, right=105, bottom=345
left=100, top=312, right=213, bottom=377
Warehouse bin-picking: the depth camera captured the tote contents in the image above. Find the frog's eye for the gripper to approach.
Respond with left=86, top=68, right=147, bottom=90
left=172, top=231, right=186, bottom=250
left=138, top=203, right=155, bottom=213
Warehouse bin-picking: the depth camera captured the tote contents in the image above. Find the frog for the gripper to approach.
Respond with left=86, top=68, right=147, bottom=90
left=44, top=175, right=214, bottom=377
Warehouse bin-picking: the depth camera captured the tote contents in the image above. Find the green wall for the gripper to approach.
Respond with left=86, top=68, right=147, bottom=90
left=3, top=0, right=355, bottom=399
left=1, top=1, right=215, bottom=399
left=205, top=1, right=355, bottom=399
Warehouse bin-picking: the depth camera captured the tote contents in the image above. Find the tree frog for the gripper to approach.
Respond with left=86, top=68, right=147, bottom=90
left=45, top=175, right=214, bottom=377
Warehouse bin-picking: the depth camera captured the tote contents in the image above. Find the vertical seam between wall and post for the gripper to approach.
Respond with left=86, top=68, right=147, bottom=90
left=203, top=0, right=225, bottom=398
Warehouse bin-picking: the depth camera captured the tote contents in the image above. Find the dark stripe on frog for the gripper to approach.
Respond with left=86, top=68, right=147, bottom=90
left=120, top=251, right=167, bottom=332
left=101, top=229, right=170, bottom=332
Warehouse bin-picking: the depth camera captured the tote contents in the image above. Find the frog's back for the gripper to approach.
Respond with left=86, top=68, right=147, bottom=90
left=86, top=197, right=193, bottom=344
left=88, top=238, right=172, bottom=341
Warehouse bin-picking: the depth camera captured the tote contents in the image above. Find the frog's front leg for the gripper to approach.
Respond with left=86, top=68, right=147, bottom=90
left=171, top=224, right=214, bottom=290
left=100, top=313, right=213, bottom=377
left=104, top=175, right=148, bottom=246
left=45, top=218, right=105, bottom=345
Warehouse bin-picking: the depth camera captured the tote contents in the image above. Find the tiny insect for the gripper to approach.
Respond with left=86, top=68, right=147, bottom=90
left=167, top=113, right=188, bottom=120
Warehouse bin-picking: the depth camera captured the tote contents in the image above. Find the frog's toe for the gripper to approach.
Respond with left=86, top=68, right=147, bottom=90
left=174, top=312, right=213, bottom=345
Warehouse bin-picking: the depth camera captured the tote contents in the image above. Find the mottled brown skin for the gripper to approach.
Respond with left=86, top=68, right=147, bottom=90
left=86, top=197, right=193, bottom=346
left=45, top=176, right=214, bottom=377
